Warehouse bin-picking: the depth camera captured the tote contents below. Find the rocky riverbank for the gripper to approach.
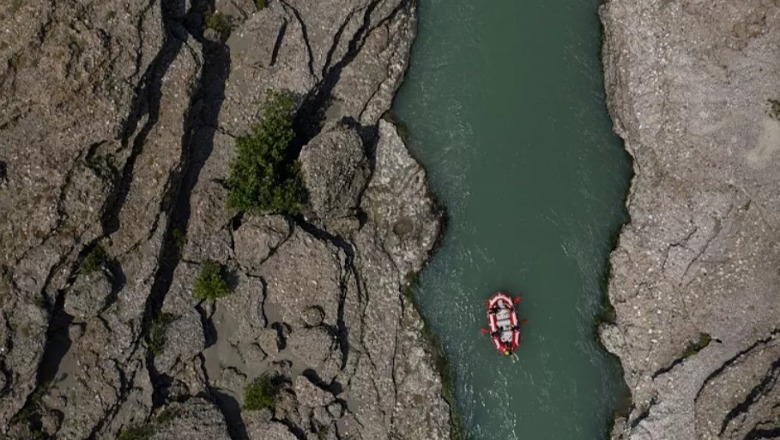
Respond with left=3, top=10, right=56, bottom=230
left=600, top=0, right=780, bottom=438
left=0, top=0, right=451, bottom=438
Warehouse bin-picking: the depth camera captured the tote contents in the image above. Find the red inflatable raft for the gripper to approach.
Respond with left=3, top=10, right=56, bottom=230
left=482, top=291, right=525, bottom=356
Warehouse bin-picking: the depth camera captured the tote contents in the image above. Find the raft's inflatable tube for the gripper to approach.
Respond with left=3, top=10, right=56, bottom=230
left=486, top=291, right=521, bottom=354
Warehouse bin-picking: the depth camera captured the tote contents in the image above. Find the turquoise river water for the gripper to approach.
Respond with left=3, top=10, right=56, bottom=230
left=393, top=0, right=632, bottom=438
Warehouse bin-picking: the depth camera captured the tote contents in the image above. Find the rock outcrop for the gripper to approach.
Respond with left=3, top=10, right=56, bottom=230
left=600, top=1, right=780, bottom=438
left=0, top=0, right=451, bottom=438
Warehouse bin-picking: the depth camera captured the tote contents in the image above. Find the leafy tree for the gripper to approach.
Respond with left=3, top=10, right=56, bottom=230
left=226, top=92, right=306, bottom=215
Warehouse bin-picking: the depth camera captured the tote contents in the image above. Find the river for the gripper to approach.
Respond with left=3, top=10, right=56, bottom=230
left=393, top=0, right=632, bottom=438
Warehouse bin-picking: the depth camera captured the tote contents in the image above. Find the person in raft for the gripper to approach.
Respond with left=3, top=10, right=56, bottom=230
left=489, top=329, right=512, bottom=355
left=488, top=303, right=514, bottom=315
left=490, top=324, right=516, bottom=355
left=490, top=327, right=513, bottom=339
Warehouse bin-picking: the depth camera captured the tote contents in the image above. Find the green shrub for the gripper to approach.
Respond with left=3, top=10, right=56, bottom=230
left=86, top=152, right=116, bottom=180
left=768, top=99, right=780, bottom=121
left=383, top=112, right=409, bottom=142
left=155, top=406, right=180, bottom=425
left=81, top=244, right=108, bottom=274
left=204, top=10, right=232, bottom=34
left=0, top=268, right=11, bottom=296
left=314, top=423, right=330, bottom=440
left=255, top=0, right=267, bottom=10
left=10, top=385, right=50, bottom=438
left=682, top=333, right=712, bottom=358
left=117, top=407, right=177, bottom=440
left=118, top=424, right=155, bottom=440
left=226, top=92, right=306, bottom=215
left=243, top=374, right=280, bottom=411
left=149, top=313, right=174, bottom=356
left=33, top=294, right=48, bottom=309
left=193, top=261, right=231, bottom=301
left=170, top=228, right=186, bottom=257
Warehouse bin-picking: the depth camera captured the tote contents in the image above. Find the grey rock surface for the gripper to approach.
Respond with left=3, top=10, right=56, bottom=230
left=148, top=398, right=232, bottom=440
left=0, top=0, right=452, bottom=438
left=294, top=375, right=335, bottom=407
left=233, top=215, right=291, bottom=273
left=600, top=1, right=780, bottom=438
left=299, top=126, right=370, bottom=233
left=246, top=419, right=299, bottom=440
left=260, top=227, right=345, bottom=328
left=64, top=270, right=113, bottom=321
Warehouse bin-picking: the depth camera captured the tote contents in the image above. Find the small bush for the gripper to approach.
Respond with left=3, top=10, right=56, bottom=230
left=170, top=228, right=186, bottom=257
left=0, top=268, right=11, bottom=296
left=682, top=333, right=712, bottom=358
left=155, top=406, right=180, bottom=425
left=226, top=92, right=306, bottom=215
left=118, top=424, right=155, bottom=440
left=383, top=112, right=410, bottom=142
left=117, top=407, right=176, bottom=440
left=10, top=385, right=49, bottom=437
left=193, top=261, right=231, bottom=301
left=768, top=99, right=780, bottom=121
left=204, top=10, right=232, bottom=34
left=149, top=313, right=174, bottom=356
left=243, top=374, right=281, bottom=411
left=255, top=0, right=267, bottom=10
left=314, top=423, right=330, bottom=440
left=86, top=152, right=116, bottom=180
left=81, top=244, right=108, bottom=274
left=33, top=294, right=48, bottom=309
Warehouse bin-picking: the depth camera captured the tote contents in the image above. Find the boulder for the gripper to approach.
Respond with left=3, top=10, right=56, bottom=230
left=299, top=127, right=370, bottom=232
left=286, top=327, right=335, bottom=367
left=64, top=270, right=112, bottom=321
left=148, top=398, right=231, bottom=440
left=294, top=375, right=334, bottom=407
left=260, top=228, right=344, bottom=328
left=233, top=215, right=290, bottom=273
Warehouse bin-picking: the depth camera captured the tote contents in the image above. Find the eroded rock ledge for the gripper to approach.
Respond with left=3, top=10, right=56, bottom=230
left=600, top=1, right=780, bottom=438
left=0, top=0, right=451, bottom=438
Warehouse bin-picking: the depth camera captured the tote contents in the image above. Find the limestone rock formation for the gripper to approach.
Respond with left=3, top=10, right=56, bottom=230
left=0, top=0, right=451, bottom=438
left=299, top=126, right=370, bottom=233
left=600, top=0, right=780, bottom=438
